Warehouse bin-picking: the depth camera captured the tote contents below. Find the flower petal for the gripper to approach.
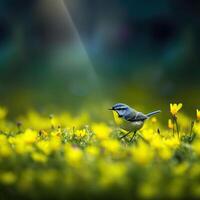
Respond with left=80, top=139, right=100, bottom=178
left=177, top=103, right=183, bottom=111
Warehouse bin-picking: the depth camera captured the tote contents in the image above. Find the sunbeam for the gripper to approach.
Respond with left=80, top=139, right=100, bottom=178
left=36, top=0, right=100, bottom=96
left=60, top=0, right=98, bottom=78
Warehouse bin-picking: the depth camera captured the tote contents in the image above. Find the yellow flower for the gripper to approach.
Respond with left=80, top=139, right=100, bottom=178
left=177, top=113, right=191, bottom=129
left=196, top=109, right=200, bottom=121
left=139, top=182, right=158, bottom=198
left=131, top=142, right=154, bottom=166
left=101, top=139, right=120, bottom=154
left=91, top=123, right=111, bottom=140
left=31, top=152, right=47, bottom=163
left=194, top=123, right=200, bottom=135
left=49, top=114, right=60, bottom=128
left=8, top=137, right=16, bottom=144
left=0, top=145, right=12, bottom=158
left=22, top=110, right=50, bottom=130
left=57, top=112, right=89, bottom=128
left=15, top=142, right=34, bottom=155
left=74, top=129, right=87, bottom=138
left=151, top=117, right=157, bottom=123
left=0, top=135, right=7, bottom=144
left=0, top=106, right=7, bottom=119
left=192, top=140, right=200, bottom=156
left=85, top=146, right=99, bottom=157
left=158, top=148, right=172, bottom=160
left=51, top=130, right=61, bottom=137
left=49, top=136, right=61, bottom=152
left=170, top=103, right=183, bottom=116
left=168, top=119, right=174, bottom=129
left=9, top=131, right=37, bottom=154
left=65, top=145, right=83, bottom=167
left=0, top=171, right=16, bottom=185
left=39, top=130, right=48, bottom=137
left=0, top=135, right=12, bottom=158
left=173, top=162, right=189, bottom=176
left=37, top=137, right=61, bottom=155
left=164, top=136, right=180, bottom=149
left=8, top=129, right=37, bottom=150
left=141, top=129, right=154, bottom=141
left=150, top=135, right=164, bottom=149
left=37, top=141, right=51, bottom=155
left=98, top=161, right=127, bottom=187
left=24, top=129, right=38, bottom=144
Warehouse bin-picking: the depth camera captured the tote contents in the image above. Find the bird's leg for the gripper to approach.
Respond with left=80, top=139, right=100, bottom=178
left=120, top=131, right=132, bottom=139
left=130, top=131, right=137, bottom=142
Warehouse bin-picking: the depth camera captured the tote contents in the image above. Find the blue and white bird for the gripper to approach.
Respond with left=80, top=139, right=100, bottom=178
left=109, top=103, right=161, bottom=140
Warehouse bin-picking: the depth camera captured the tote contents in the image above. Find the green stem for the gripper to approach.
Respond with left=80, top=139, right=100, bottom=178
left=172, top=117, right=175, bottom=136
left=190, top=121, right=194, bottom=136
left=174, top=117, right=179, bottom=138
left=137, top=133, right=150, bottom=144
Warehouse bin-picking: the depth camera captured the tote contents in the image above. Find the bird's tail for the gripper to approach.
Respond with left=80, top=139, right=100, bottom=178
left=146, top=110, right=161, bottom=118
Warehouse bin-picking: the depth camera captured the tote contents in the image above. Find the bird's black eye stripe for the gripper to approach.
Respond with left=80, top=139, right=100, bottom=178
left=115, top=107, right=126, bottom=110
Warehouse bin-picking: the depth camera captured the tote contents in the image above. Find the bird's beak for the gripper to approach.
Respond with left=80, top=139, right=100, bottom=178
left=108, top=108, right=114, bottom=111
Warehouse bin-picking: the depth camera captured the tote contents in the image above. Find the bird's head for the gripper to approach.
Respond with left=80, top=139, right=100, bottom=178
left=109, top=103, right=130, bottom=117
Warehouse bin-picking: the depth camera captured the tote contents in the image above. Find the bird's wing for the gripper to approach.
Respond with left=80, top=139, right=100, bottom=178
left=125, top=112, right=147, bottom=122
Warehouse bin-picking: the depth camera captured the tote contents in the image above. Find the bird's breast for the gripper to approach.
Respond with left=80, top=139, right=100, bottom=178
left=112, top=111, right=123, bottom=125
left=121, top=120, right=144, bottom=132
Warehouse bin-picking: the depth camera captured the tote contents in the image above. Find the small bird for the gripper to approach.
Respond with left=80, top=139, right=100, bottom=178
left=109, top=103, right=161, bottom=141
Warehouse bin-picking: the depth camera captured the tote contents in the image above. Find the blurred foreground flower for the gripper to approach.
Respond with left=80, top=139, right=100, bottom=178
left=0, top=105, right=199, bottom=199
left=98, top=161, right=127, bottom=187
left=131, top=142, right=154, bottom=166
left=65, top=145, right=83, bottom=167
left=91, top=123, right=111, bottom=140
left=168, top=119, right=174, bottom=129
left=151, top=117, right=157, bottom=123
left=0, top=171, right=16, bottom=185
left=31, top=152, right=47, bottom=163
left=196, top=109, right=200, bottom=122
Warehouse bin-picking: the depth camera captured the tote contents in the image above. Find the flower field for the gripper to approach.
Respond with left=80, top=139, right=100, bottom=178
left=0, top=104, right=200, bottom=199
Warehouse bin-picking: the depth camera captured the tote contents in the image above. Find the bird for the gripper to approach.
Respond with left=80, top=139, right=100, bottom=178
left=109, top=103, right=161, bottom=141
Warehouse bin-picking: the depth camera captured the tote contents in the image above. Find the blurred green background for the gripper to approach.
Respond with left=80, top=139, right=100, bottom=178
left=0, top=0, right=199, bottom=115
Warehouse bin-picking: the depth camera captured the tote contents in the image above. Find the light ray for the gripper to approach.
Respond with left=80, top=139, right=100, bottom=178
left=58, top=0, right=99, bottom=84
